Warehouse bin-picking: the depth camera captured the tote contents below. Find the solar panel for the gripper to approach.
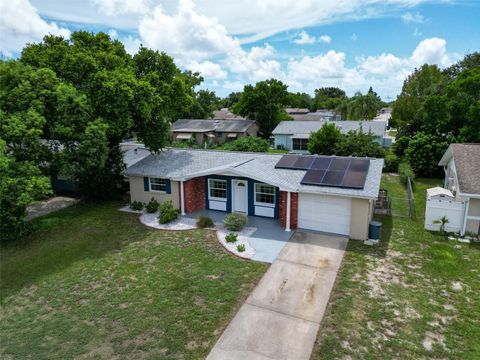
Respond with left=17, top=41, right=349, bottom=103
left=277, top=154, right=370, bottom=189
left=300, top=169, right=326, bottom=185
left=329, top=157, right=350, bottom=171
left=348, top=158, right=370, bottom=172
left=342, top=170, right=368, bottom=189
left=275, top=155, right=300, bottom=169
left=293, top=156, right=315, bottom=170
left=310, top=156, right=332, bottom=170
left=321, top=170, right=346, bottom=186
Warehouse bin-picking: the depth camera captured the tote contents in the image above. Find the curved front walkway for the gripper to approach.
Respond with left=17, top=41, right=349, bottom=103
left=207, top=231, right=348, bottom=360
left=184, top=210, right=293, bottom=263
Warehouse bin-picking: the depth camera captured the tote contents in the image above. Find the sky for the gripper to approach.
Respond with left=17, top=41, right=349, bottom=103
left=1, top=0, right=479, bottom=100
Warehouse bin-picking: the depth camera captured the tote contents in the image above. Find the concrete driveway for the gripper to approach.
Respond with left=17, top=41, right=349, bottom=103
left=207, top=231, right=348, bottom=360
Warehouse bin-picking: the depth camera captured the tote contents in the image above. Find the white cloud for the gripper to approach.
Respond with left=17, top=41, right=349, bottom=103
left=0, top=0, right=70, bottom=56
left=108, top=29, right=118, bottom=39
left=293, top=31, right=316, bottom=45
left=351, top=33, right=358, bottom=41
left=358, top=53, right=406, bottom=76
left=187, top=60, right=227, bottom=80
left=410, top=37, right=452, bottom=67
left=223, top=80, right=245, bottom=91
left=92, top=0, right=151, bottom=16
left=401, top=12, right=425, bottom=24
left=318, top=35, right=332, bottom=44
left=293, top=32, right=331, bottom=45
left=226, top=43, right=283, bottom=82
left=138, top=0, right=239, bottom=62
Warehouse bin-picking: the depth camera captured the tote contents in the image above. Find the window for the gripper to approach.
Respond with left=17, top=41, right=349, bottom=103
left=255, top=183, right=275, bottom=206
left=209, top=179, right=227, bottom=200
left=292, top=138, right=308, bottom=151
left=150, top=178, right=167, bottom=192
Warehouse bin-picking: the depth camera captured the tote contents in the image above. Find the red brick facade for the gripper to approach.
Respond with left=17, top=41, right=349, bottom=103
left=279, top=191, right=298, bottom=229
left=182, top=177, right=206, bottom=213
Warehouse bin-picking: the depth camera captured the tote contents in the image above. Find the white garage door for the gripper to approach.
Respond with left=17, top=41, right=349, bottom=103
left=298, top=193, right=351, bottom=236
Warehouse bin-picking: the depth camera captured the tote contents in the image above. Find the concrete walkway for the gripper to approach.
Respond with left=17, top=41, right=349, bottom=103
left=26, top=196, right=79, bottom=220
left=207, top=231, right=348, bottom=360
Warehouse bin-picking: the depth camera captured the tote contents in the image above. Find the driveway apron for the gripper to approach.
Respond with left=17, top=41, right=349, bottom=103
left=207, top=231, right=348, bottom=360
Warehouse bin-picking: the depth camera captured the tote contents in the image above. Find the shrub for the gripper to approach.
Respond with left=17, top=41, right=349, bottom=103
left=145, top=198, right=160, bottom=213
left=223, top=213, right=247, bottom=231
left=130, top=200, right=144, bottom=211
left=236, top=244, right=246, bottom=252
left=158, top=200, right=180, bottom=224
left=225, top=233, right=238, bottom=243
left=398, top=161, right=415, bottom=184
left=197, top=216, right=214, bottom=228
left=221, top=136, right=270, bottom=152
left=383, top=150, right=399, bottom=173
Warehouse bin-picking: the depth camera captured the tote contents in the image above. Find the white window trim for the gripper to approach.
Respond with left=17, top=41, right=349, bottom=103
left=149, top=177, right=167, bottom=193
left=254, top=183, right=276, bottom=208
left=208, top=178, right=228, bottom=202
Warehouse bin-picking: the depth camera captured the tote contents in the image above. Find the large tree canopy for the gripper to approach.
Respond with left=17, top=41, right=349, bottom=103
left=0, top=31, right=201, bottom=239
left=232, top=79, right=289, bottom=138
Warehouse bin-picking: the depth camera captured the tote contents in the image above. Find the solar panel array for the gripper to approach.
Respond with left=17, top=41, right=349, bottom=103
left=275, top=155, right=370, bottom=189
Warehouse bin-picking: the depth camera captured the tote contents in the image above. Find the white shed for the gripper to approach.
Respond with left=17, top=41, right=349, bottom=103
left=425, top=187, right=465, bottom=233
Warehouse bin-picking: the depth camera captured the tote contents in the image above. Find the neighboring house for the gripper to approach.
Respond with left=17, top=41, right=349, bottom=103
left=425, top=143, right=480, bottom=235
left=120, top=141, right=151, bottom=168
left=211, top=108, right=245, bottom=120
left=272, top=120, right=389, bottom=152
left=171, top=119, right=259, bottom=145
left=123, top=149, right=383, bottom=240
left=288, top=109, right=342, bottom=121
left=285, top=108, right=310, bottom=115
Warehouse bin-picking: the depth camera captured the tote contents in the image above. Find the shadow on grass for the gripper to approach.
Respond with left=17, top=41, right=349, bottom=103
left=0, top=201, right=152, bottom=301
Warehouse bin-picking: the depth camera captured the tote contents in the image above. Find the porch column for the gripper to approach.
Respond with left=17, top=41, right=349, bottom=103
left=180, top=180, right=186, bottom=216
left=285, top=191, right=291, bottom=232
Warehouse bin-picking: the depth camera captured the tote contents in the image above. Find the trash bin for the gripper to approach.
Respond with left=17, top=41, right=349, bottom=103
left=369, top=221, right=382, bottom=240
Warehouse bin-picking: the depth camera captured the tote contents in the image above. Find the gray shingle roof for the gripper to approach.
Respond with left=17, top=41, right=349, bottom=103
left=171, top=119, right=256, bottom=133
left=446, top=144, right=480, bottom=194
left=124, top=148, right=384, bottom=199
left=272, top=120, right=386, bottom=137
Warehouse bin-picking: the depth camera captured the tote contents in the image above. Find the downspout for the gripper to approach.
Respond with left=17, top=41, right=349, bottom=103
left=461, top=200, right=469, bottom=236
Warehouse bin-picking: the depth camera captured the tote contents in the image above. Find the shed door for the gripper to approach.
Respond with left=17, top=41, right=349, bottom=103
left=298, top=194, right=351, bottom=236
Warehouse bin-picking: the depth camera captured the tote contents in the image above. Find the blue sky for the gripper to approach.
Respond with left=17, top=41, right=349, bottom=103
left=1, top=0, right=479, bottom=99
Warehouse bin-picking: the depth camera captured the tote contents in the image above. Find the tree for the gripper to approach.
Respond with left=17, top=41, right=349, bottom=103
left=222, top=92, right=242, bottom=109
left=314, top=87, right=346, bottom=109
left=404, top=132, right=452, bottom=177
left=335, top=129, right=386, bottom=158
left=307, top=123, right=343, bottom=155
left=0, top=140, right=52, bottom=242
left=221, top=136, right=270, bottom=152
left=347, top=91, right=381, bottom=120
left=189, top=89, right=220, bottom=119
left=286, top=92, right=313, bottom=110
left=233, top=79, right=288, bottom=138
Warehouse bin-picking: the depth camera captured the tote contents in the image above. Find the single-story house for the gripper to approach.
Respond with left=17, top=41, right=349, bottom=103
left=272, top=120, right=388, bottom=152
left=425, top=143, right=480, bottom=235
left=287, top=109, right=342, bottom=121
left=171, top=119, right=259, bottom=145
left=123, top=149, right=384, bottom=240
left=285, top=108, right=310, bottom=115
left=211, top=108, right=245, bottom=120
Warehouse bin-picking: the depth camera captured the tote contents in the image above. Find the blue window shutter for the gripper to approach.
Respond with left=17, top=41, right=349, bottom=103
left=165, top=179, right=171, bottom=194
left=144, top=177, right=149, bottom=191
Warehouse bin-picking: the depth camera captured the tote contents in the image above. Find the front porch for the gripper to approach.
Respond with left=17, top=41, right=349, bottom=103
left=184, top=209, right=293, bottom=263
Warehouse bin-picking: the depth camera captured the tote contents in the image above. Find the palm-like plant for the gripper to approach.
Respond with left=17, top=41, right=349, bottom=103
left=433, top=216, right=449, bottom=235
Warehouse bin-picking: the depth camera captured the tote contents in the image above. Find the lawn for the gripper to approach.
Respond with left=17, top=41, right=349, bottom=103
left=387, top=130, right=398, bottom=137
left=311, top=175, right=480, bottom=359
left=0, top=202, right=267, bottom=359
left=381, top=173, right=411, bottom=217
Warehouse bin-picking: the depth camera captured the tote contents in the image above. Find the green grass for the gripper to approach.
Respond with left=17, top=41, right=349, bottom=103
left=0, top=202, right=267, bottom=359
left=381, top=173, right=411, bottom=217
left=388, top=130, right=398, bottom=137
left=268, top=148, right=289, bottom=154
left=311, top=176, right=480, bottom=359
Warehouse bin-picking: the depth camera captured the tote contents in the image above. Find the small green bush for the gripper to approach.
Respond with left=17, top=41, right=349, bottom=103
left=158, top=200, right=180, bottom=224
left=223, top=213, right=247, bottom=231
left=398, top=161, right=415, bottom=184
left=383, top=150, right=399, bottom=173
left=130, top=200, right=144, bottom=211
left=236, top=244, right=246, bottom=252
left=225, top=233, right=238, bottom=243
left=145, top=198, right=160, bottom=213
left=197, top=216, right=214, bottom=228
